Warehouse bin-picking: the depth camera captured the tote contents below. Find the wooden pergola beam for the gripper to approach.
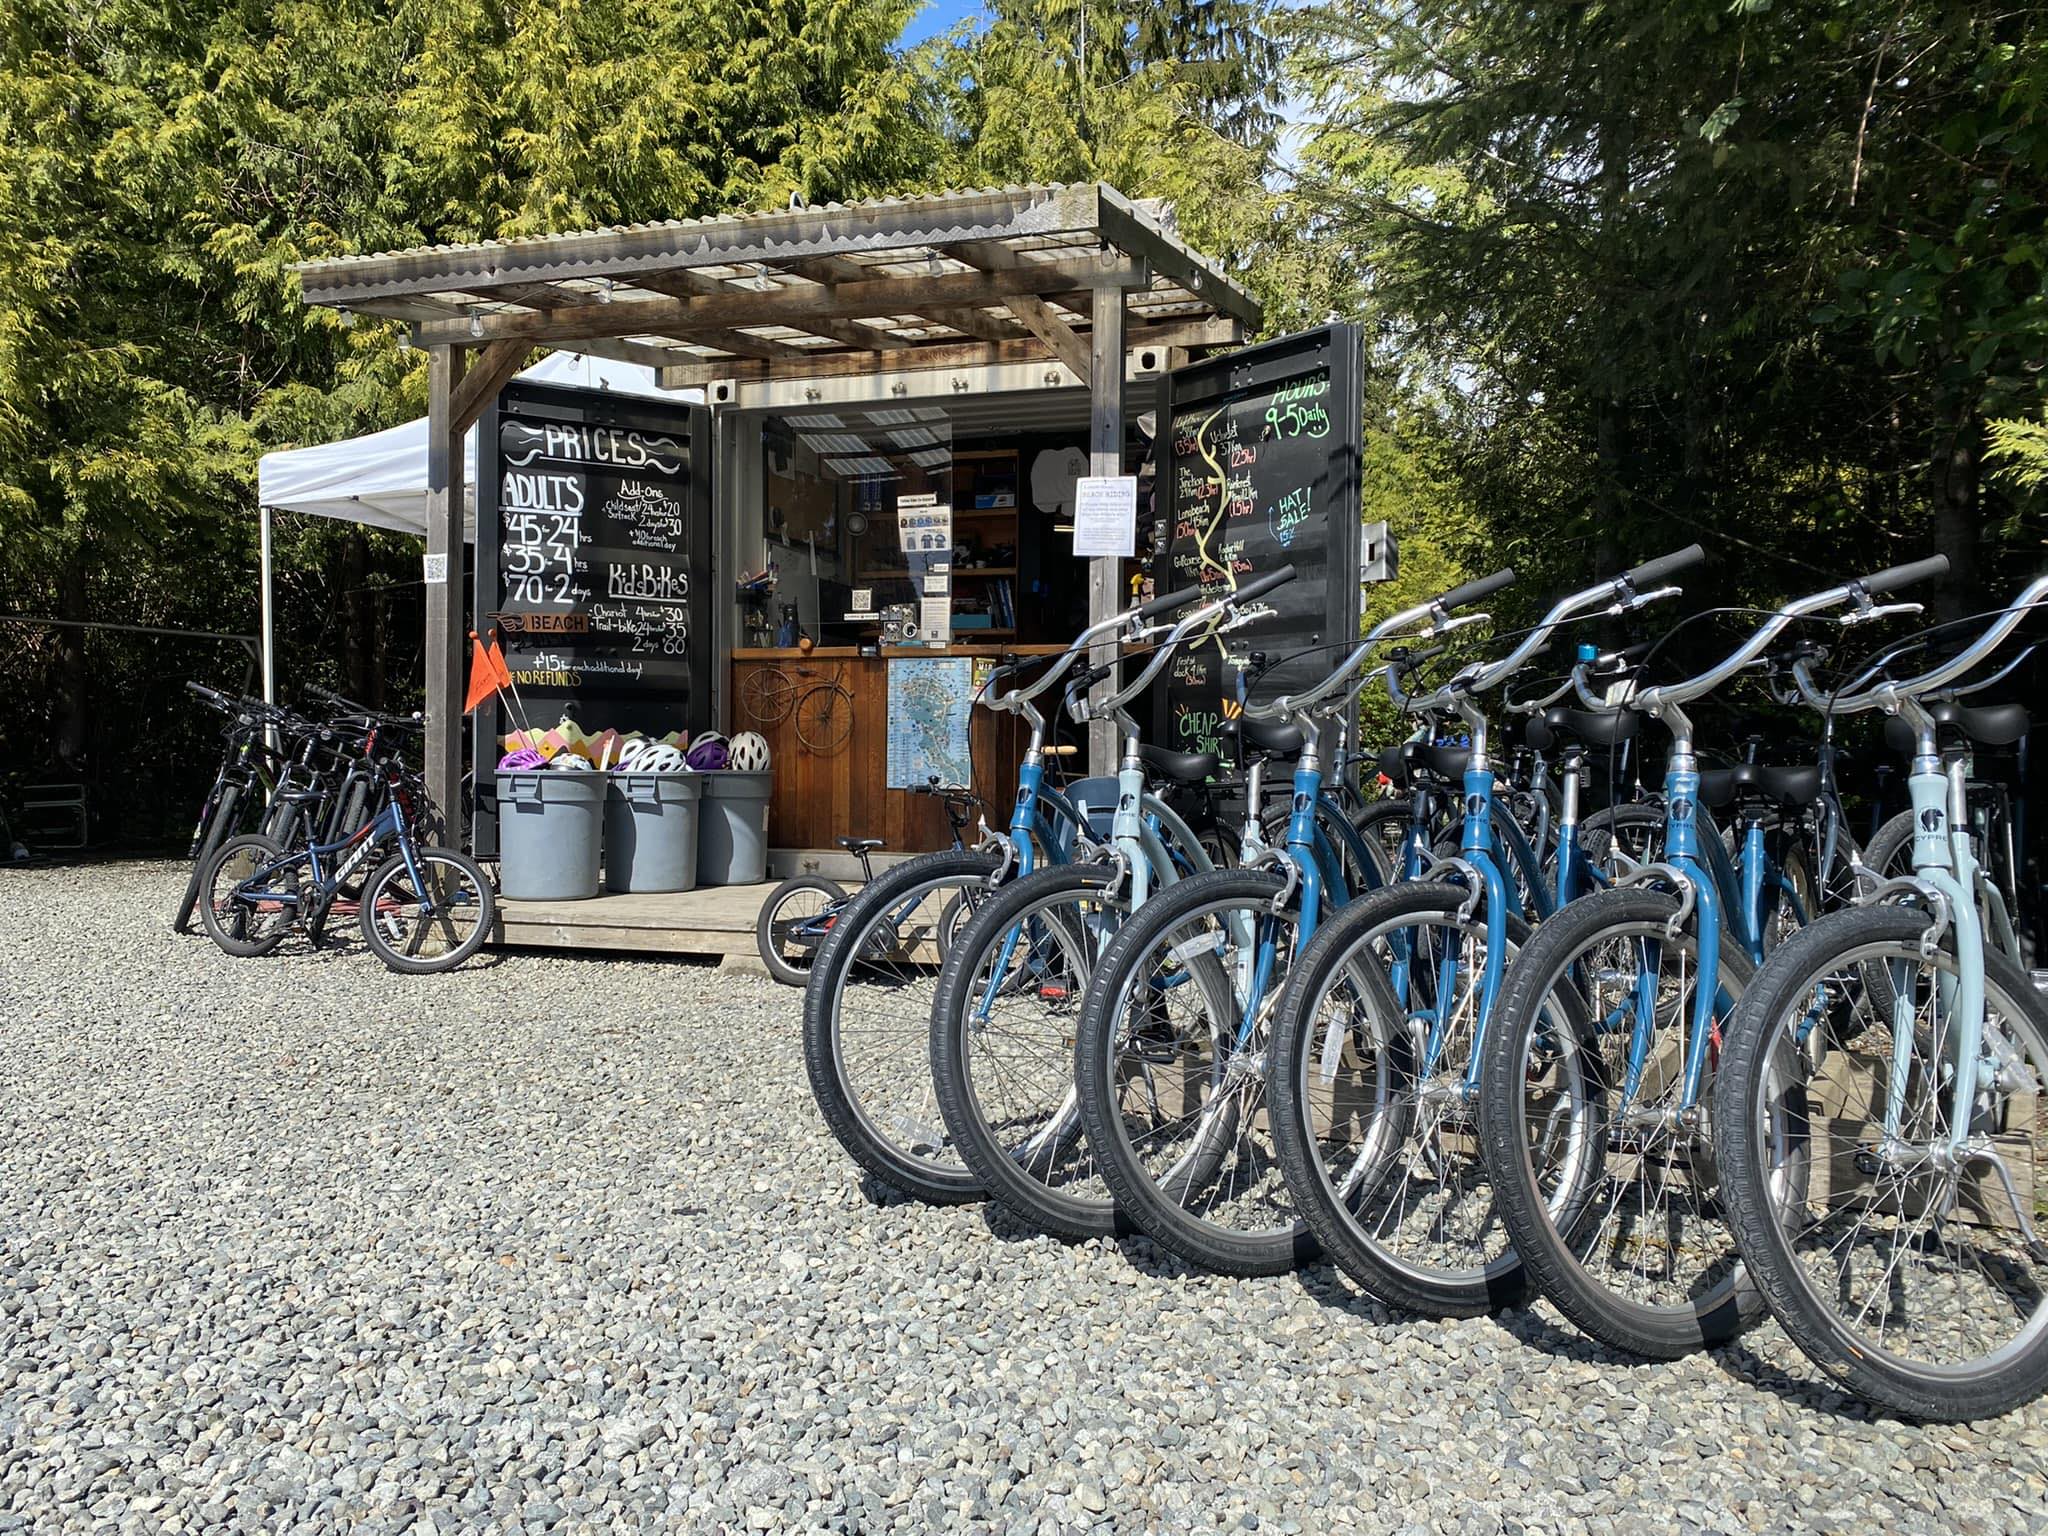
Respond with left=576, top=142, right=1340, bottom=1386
left=655, top=316, right=1237, bottom=390
left=297, top=184, right=1112, bottom=305
left=405, top=254, right=1146, bottom=348
left=450, top=339, right=530, bottom=428
left=1005, top=293, right=1091, bottom=381
left=789, top=253, right=1029, bottom=346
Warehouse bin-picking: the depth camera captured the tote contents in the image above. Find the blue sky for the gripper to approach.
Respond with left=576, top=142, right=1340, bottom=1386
left=898, top=0, right=984, bottom=49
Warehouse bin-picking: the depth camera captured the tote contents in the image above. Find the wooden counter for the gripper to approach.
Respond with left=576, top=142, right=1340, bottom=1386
left=730, top=645, right=1065, bottom=853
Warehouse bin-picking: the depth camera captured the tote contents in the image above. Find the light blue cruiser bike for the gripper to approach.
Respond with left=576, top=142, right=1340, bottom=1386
left=1716, top=569, right=2048, bottom=1420
left=804, top=578, right=1254, bottom=1204
left=1067, top=565, right=1526, bottom=1276
left=1477, top=554, right=1956, bottom=1357
left=1258, top=548, right=1703, bottom=1309
left=926, top=566, right=1302, bottom=1239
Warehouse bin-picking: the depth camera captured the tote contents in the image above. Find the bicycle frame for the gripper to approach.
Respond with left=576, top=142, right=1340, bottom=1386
left=235, top=779, right=423, bottom=917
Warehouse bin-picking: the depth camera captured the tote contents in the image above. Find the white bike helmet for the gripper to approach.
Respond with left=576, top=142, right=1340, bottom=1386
left=549, top=752, right=594, bottom=771
left=728, top=731, right=772, bottom=772
left=617, top=738, right=687, bottom=773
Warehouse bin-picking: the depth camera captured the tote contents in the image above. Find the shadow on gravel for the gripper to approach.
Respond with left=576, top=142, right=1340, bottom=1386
left=975, top=1200, right=1148, bottom=1247
left=856, top=1174, right=932, bottom=1209
left=1706, top=1337, right=1881, bottom=1421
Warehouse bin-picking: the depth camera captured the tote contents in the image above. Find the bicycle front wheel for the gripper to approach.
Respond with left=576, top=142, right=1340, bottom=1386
left=1268, top=882, right=1531, bottom=1316
left=175, top=779, right=244, bottom=934
left=795, top=683, right=853, bottom=754
left=930, top=863, right=1130, bottom=1239
left=802, top=849, right=1001, bottom=1204
left=1716, top=905, right=2048, bottom=1420
left=1478, top=886, right=1762, bottom=1357
left=359, top=846, right=497, bottom=973
left=1072, top=868, right=1317, bottom=1276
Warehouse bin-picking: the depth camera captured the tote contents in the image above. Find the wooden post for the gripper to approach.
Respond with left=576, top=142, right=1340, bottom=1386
left=1087, top=284, right=1126, bottom=774
left=424, top=345, right=469, bottom=839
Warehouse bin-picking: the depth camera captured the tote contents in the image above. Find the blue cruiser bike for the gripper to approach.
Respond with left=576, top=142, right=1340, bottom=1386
left=802, top=581, right=1244, bottom=1204
left=925, top=567, right=1300, bottom=1239
left=1068, top=565, right=1522, bottom=1276
left=1476, top=555, right=1952, bottom=1357
left=1716, top=571, right=2048, bottom=1421
left=1257, top=549, right=1701, bottom=1309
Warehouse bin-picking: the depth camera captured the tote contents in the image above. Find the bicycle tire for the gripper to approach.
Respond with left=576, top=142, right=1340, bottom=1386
left=802, top=848, right=1002, bottom=1203
left=930, top=862, right=1130, bottom=1240
left=1716, top=905, right=2048, bottom=1420
left=358, top=845, right=497, bottom=974
left=1267, top=881, right=1534, bottom=1316
left=197, top=832, right=293, bottom=958
left=1477, top=885, right=1763, bottom=1357
left=795, top=683, right=854, bottom=754
left=174, top=779, right=243, bottom=934
left=1072, top=867, right=1319, bottom=1276
left=1579, top=801, right=1665, bottom=868
left=756, top=875, right=849, bottom=987
left=742, top=666, right=796, bottom=726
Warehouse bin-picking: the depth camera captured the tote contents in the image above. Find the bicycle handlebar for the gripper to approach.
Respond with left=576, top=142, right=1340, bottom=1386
left=1636, top=552, right=1949, bottom=714
left=1622, top=543, right=1706, bottom=590
left=1856, top=554, right=1950, bottom=597
left=1800, top=572, right=2048, bottom=717
left=1244, top=566, right=1516, bottom=721
left=1075, top=566, right=1299, bottom=720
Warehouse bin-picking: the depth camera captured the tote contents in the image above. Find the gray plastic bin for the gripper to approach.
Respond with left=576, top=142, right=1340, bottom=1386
left=604, top=773, right=703, bottom=894
left=496, top=769, right=606, bottom=900
left=696, top=771, right=773, bottom=885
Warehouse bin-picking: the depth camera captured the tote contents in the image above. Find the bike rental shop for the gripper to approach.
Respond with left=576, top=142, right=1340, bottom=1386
left=264, top=183, right=1373, bottom=956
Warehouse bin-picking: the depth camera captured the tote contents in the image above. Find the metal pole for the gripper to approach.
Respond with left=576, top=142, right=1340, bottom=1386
left=1087, top=284, right=1126, bottom=774
left=258, top=504, right=277, bottom=707
left=424, top=345, right=468, bottom=838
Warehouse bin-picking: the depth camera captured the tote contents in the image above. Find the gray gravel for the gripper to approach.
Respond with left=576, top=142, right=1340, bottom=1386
left=3, top=860, right=2046, bottom=1535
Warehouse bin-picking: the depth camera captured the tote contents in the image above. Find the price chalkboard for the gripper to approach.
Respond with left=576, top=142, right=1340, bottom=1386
left=478, top=384, right=712, bottom=744
left=1152, top=325, right=1362, bottom=760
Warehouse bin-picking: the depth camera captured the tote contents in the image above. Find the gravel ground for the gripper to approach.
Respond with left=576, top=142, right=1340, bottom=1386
left=3, top=860, right=2046, bottom=1535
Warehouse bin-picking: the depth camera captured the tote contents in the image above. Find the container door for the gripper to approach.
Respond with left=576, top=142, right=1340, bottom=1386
left=1151, top=324, right=1363, bottom=762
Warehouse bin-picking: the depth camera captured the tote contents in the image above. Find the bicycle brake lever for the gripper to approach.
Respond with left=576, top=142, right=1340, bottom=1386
left=1839, top=601, right=1925, bottom=626
left=1615, top=583, right=1682, bottom=614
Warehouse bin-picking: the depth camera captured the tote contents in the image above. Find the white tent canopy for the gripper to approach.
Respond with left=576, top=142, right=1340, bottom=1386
left=256, top=351, right=686, bottom=539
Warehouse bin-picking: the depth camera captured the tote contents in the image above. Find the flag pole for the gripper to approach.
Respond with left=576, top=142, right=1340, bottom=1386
left=491, top=623, right=538, bottom=744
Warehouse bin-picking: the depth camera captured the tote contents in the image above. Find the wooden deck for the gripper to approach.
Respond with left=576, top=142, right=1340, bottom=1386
left=496, top=882, right=777, bottom=963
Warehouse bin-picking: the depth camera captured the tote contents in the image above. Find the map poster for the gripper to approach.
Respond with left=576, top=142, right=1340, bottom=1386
left=887, top=657, right=974, bottom=789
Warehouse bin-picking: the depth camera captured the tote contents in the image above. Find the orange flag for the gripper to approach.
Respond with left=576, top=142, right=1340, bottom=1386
left=486, top=635, right=514, bottom=690
left=464, top=632, right=502, bottom=714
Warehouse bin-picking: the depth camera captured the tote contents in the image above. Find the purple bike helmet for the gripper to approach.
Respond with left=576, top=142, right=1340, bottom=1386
left=498, top=747, right=547, bottom=770
left=684, top=732, right=730, bottom=771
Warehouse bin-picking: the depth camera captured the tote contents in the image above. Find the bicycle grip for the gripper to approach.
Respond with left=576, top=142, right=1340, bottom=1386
left=1227, top=564, right=1298, bottom=609
left=185, top=681, right=227, bottom=706
left=1433, top=567, right=1515, bottom=612
left=1855, top=554, right=1949, bottom=595
left=1621, top=544, right=1706, bottom=588
left=1138, top=583, right=1207, bottom=620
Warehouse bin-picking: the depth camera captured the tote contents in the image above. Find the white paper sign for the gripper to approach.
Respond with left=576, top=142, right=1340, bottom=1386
left=896, top=494, right=953, bottom=554
left=1072, top=476, right=1138, bottom=558
left=923, top=573, right=949, bottom=597
left=918, top=596, right=951, bottom=644
left=422, top=553, right=449, bottom=585
left=850, top=586, right=875, bottom=615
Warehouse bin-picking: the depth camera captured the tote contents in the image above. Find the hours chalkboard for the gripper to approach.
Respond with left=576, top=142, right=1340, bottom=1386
left=478, top=384, right=712, bottom=746
left=1152, top=325, right=1362, bottom=760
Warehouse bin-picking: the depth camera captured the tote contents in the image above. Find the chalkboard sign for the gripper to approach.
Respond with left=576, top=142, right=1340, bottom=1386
left=1152, top=325, right=1362, bottom=759
left=478, top=383, right=712, bottom=745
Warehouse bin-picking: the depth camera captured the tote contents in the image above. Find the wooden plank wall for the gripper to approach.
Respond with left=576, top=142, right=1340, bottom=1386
left=730, top=648, right=1060, bottom=853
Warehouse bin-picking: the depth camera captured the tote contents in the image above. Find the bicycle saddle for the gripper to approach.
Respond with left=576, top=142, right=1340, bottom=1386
left=1139, top=744, right=1221, bottom=785
left=1377, top=741, right=1473, bottom=786
left=1881, top=700, right=2031, bottom=753
left=1522, top=706, right=1639, bottom=752
left=1238, top=715, right=1305, bottom=759
left=1697, top=763, right=1822, bottom=808
left=837, top=836, right=886, bottom=855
